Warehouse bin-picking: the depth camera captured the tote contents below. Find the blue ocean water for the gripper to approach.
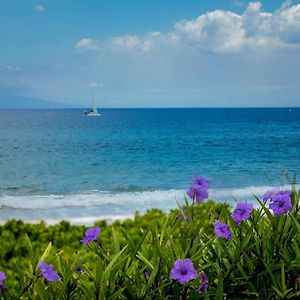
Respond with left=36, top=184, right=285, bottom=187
left=0, top=108, right=299, bottom=223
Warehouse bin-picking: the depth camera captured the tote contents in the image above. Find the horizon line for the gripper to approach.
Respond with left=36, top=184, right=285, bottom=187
left=0, top=106, right=299, bottom=110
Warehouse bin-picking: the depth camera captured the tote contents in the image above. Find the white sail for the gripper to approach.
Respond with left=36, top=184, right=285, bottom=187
left=93, top=100, right=98, bottom=114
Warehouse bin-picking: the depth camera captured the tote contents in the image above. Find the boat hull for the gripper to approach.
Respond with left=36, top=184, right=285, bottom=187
left=86, top=113, right=101, bottom=117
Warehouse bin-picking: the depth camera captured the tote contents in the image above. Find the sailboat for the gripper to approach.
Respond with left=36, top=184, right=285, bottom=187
left=84, top=99, right=101, bottom=117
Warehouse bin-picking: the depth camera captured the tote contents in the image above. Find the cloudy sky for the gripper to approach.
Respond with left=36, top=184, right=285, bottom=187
left=0, top=0, right=300, bottom=108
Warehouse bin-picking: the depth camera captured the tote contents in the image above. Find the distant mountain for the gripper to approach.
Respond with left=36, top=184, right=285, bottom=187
left=0, top=93, right=75, bottom=109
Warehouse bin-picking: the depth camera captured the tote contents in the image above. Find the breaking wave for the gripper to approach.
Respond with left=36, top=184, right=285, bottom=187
left=0, top=185, right=296, bottom=224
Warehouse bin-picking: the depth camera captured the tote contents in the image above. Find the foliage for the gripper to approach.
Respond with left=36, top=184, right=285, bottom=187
left=0, top=187, right=300, bottom=299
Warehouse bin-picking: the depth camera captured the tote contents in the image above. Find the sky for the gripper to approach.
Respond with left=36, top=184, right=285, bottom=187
left=0, top=0, right=300, bottom=108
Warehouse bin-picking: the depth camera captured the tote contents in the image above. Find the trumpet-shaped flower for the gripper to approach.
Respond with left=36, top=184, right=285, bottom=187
left=170, top=259, right=198, bottom=285
left=213, top=221, right=231, bottom=240
left=269, top=191, right=292, bottom=216
left=192, top=176, right=209, bottom=188
left=39, top=262, right=60, bottom=282
left=81, top=227, right=101, bottom=246
left=187, top=176, right=209, bottom=202
left=262, top=188, right=281, bottom=201
left=231, top=202, right=253, bottom=225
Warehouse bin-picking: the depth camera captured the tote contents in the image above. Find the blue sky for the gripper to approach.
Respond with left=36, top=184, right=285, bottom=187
left=0, top=0, right=300, bottom=108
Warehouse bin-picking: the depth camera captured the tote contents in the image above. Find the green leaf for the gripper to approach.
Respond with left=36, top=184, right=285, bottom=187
left=111, top=226, right=120, bottom=253
left=36, top=242, right=52, bottom=272
left=103, top=244, right=128, bottom=278
left=255, top=197, right=273, bottom=221
left=216, top=276, right=224, bottom=300
left=137, top=252, right=154, bottom=270
left=24, top=233, right=35, bottom=273
left=281, top=261, right=286, bottom=293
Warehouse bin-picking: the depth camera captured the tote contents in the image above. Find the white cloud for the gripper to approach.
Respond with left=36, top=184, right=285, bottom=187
left=110, top=35, right=140, bottom=51
left=275, top=4, right=300, bottom=44
left=75, top=38, right=99, bottom=50
left=109, top=32, right=180, bottom=52
left=247, top=1, right=262, bottom=11
left=242, top=2, right=300, bottom=46
left=35, top=5, right=46, bottom=12
left=175, top=10, right=245, bottom=53
left=75, top=2, right=300, bottom=54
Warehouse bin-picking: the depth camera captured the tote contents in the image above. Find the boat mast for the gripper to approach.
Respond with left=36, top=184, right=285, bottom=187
left=92, top=92, right=97, bottom=114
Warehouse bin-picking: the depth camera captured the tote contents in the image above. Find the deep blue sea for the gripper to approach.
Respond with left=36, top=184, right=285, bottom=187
left=0, top=108, right=299, bottom=224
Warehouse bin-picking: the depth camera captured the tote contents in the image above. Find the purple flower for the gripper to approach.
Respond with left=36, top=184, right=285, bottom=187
left=39, top=261, right=60, bottom=282
left=81, top=227, right=101, bottom=246
left=192, top=176, right=209, bottom=188
left=262, top=188, right=292, bottom=216
left=269, top=191, right=292, bottom=216
left=213, top=221, right=231, bottom=240
left=144, top=271, right=151, bottom=278
left=231, top=202, right=254, bottom=225
left=262, top=188, right=281, bottom=201
left=170, top=259, right=198, bottom=285
left=187, top=185, right=209, bottom=202
left=197, top=271, right=208, bottom=293
left=0, top=271, right=6, bottom=291
left=74, top=266, right=84, bottom=273
left=187, top=176, right=209, bottom=202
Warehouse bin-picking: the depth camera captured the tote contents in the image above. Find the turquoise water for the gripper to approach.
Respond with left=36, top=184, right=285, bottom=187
left=0, top=108, right=299, bottom=223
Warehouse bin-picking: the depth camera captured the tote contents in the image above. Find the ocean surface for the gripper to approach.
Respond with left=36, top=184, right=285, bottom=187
left=0, top=108, right=299, bottom=224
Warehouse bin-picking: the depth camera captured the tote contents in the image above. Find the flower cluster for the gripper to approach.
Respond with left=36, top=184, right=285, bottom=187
left=187, top=176, right=209, bottom=202
left=190, top=176, right=255, bottom=241
left=0, top=227, right=102, bottom=290
left=210, top=186, right=292, bottom=242
left=213, top=201, right=254, bottom=241
left=178, top=177, right=294, bottom=296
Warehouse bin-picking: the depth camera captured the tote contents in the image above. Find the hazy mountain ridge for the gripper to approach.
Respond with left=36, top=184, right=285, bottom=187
left=0, top=93, right=75, bottom=109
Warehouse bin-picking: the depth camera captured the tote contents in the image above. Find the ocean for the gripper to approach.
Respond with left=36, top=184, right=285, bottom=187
left=0, top=108, right=299, bottom=224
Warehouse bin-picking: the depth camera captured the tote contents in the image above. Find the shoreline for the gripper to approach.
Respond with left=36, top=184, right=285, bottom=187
left=0, top=214, right=136, bottom=226
left=0, top=185, right=296, bottom=225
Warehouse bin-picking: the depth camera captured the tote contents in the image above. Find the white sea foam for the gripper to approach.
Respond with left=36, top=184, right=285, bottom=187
left=0, top=185, right=293, bottom=209
left=211, top=185, right=280, bottom=200
left=0, top=190, right=185, bottom=210
left=25, top=215, right=135, bottom=226
left=0, top=185, right=297, bottom=224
